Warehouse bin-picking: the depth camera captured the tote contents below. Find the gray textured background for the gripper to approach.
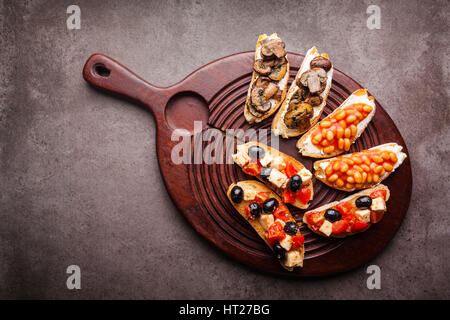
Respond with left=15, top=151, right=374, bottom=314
left=0, top=0, right=449, bottom=299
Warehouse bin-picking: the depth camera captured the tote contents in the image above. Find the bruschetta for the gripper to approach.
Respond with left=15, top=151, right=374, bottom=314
left=303, top=184, right=390, bottom=238
left=296, top=88, right=376, bottom=158
left=227, top=181, right=305, bottom=270
left=272, top=46, right=333, bottom=138
left=232, top=142, right=313, bottom=209
left=313, top=143, right=407, bottom=191
left=244, top=33, right=290, bottom=124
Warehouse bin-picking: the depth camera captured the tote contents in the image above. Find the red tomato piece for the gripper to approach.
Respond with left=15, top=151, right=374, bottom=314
left=282, top=190, right=295, bottom=203
left=332, top=220, right=349, bottom=234
left=267, top=221, right=286, bottom=246
left=370, top=210, right=385, bottom=223
left=370, top=189, right=387, bottom=200
left=291, top=235, right=304, bottom=249
left=244, top=205, right=254, bottom=220
left=336, top=201, right=353, bottom=215
left=296, top=185, right=311, bottom=204
left=285, top=161, right=299, bottom=178
left=352, top=220, right=369, bottom=231
left=305, top=211, right=324, bottom=230
left=273, top=204, right=290, bottom=222
left=254, top=192, right=270, bottom=205
left=242, top=160, right=261, bottom=176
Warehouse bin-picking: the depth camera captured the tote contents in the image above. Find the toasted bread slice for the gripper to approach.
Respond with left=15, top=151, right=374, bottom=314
left=296, top=88, right=376, bottom=158
left=227, top=180, right=304, bottom=270
left=232, top=141, right=313, bottom=209
left=314, top=143, right=407, bottom=191
left=272, top=47, right=333, bottom=138
left=303, top=184, right=390, bottom=238
left=244, top=33, right=289, bottom=124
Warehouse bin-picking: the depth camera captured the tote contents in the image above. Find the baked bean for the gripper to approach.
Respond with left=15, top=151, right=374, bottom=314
left=350, top=124, right=357, bottom=137
left=321, top=139, right=329, bottom=147
left=353, top=165, right=364, bottom=173
left=323, top=146, right=335, bottom=154
left=370, top=163, right=377, bottom=171
left=361, top=164, right=371, bottom=172
left=367, top=174, right=373, bottom=183
left=347, top=169, right=354, bottom=176
left=352, top=156, right=363, bottom=164
left=328, top=174, right=338, bottom=182
left=381, top=152, right=390, bottom=160
left=325, top=165, right=333, bottom=175
left=362, top=172, right=368, bottom=183
left=344, top=128, right=351, bottom=138
left=338, top=138, right=344, bottom=150
left=363, top=105, right=373, bottom=113
left=332, top=161, right=341, bottom=171
left=373, top=174, right=380, bottom=183
left=355, top=111, right=363, bottom=120
left=338, top=120, right=347, bottom=129
left=354, top=171, right=362, bottom=183
left=362, top=155, right=371, bottom=165
left=336, top=127, right=344, bottom=139
left=346, top=115, right=357, bottom=123
left=372, top=155, right=383, bottom=164
left=313, top=133, right=322, bottom=142
left=345, top=183, right=354, bottom=189
left=390, top=152, right=398, bottom=163
left=326, top=130, right=334, bottom=141
left=340, top=162, right=349, bottom=172
left=374, top=165, right=383, bottom=174
left=336, top=179, right=345, bottom=187
left=383, top=162, right=394, bottom=172
left=344, top=138, right=351, bottom=151
left=320, top=120, right=332, bottom=128
left=335, top=111, right=347, bottom=120
left=342, top=158, right=354, bottom=165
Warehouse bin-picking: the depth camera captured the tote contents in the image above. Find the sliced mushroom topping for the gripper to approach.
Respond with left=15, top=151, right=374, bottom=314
left=269, top=63, right=287, bottom=81
left=261, top=38, right=286, bottom=59
left=298, top=69, right=325, bottom=94
left=264, top=82, right=279, bottom=100
left=304, top=95, right=322, bottom=107
left=312, top=67, right=327, bottom=84
left=251, top=87, right=265, bottom=105
left=256, top=101, right=272, bottom=113
left=247, top=102, right=264, bottom=117
left=284, top=102, right=313, bottom=129
left=310, top=56, right=332, bottom=71
left=255, top=76, right=271, bottom=88
left=273, top=88, right=283, bottom=101
left=253, top=59, right=272, bottom=76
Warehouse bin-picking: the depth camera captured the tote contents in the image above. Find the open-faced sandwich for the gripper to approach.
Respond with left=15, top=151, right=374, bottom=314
left=244, top=33, right=289, bottom=124
left=297, top=88, right=376, bottom=158
left=314, top=143, right=407, bottom=191
left=232, top=142, right=313, bottom=209
left=227, top=181, right=305, bottom=270
left=303, top=184, right=390, bottom=238
left=272, top=47, right=333, bottom=138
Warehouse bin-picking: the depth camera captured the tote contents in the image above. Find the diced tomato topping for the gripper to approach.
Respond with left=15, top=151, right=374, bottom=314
left=267, top=221, right=286, bottom=246
left=254, top=192, right=270, bottom=205
left=332, top=220, right=349, bottom=234
left=305, top=211, right=324, bottom=230
left=336, top=201, right=353, bottom=215
left=296, top=185, right=311, bottom=204
left=244, top=205, right=254, bottom=220
left=282, top=190, right=296, bottom=203
left=352, top=220, right=370, bottom=231
left=242, top=159, right=261, bottom=176
left=370, top=210, right=385, bottom=223
left=285, top=160, right=299, bottom=178
left=291, top=235, right=305, bottom=249
left=370, top=189, right=387, bottom=200
left=273, top=204, right=290, bottom=222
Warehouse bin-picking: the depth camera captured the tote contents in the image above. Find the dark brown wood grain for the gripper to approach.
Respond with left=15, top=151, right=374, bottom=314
left=83, top=52, right=412, bottom=277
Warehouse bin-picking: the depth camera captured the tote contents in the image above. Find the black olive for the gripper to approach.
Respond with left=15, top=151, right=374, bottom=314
left=355, top=196, right=372, bottom=209
left=288, top=175, right=303, bottom=192
left=263, top=198, right=279, bottom=213
left=284, top=221, right=299, bottom=235
left=260, top=167, right=272, bottom=181
left=324, top=209, right=341, bottom=222
left=248, top=202, right=261, bottom=218
left=230, top=186, right=244, bottom=203
left=273, top=243, right=286, bottom=261
left=248, top=145, right=265, bottom=159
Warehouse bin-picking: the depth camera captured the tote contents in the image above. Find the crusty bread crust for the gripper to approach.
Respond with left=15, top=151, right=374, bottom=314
left=302, top=184, right=390, bottom=238
left=227, top=180, right=304, bottom=270
left=234, top=141, right=313, bottom=209
left=296, top=88, right=376, bottom=158
left=272, top=47, right=333, bottom=138
left=313, top=143, right=407, bottom=192
left=244, top=33, right=289, bottom=124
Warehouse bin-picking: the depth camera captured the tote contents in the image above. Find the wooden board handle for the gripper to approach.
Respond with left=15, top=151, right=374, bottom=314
left=82, top=53, right=165, bottom=117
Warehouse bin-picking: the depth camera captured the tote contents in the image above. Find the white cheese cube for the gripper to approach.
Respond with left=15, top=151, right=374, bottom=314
left=259, top=152, right=273, bottom=167
left=268, top=168, right=288, bottom=188
left=355, top=209, right=371, bottom=224
left=284, top=250, right=302, bottom=268
left=243, top=189, right=256, bottom=201
left=259, top=214, right=274, bottom=231
left=371, top=197, right=386, bottom=212
left=298, top=168, right=312, bottom=185
left=271, top=156, right=286, bottom=171
left=275, top=219, right=286, bottom=227
left=232, top=151, right=250, bottom=167
left=279, top=234, right=292, bottom=251
left=319, top=220, right=333, bottom=236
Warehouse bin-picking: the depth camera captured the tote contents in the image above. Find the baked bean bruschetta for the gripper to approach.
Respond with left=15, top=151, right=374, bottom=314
left=296, top=88, right=376, bottom=158
left=303, top=184, right=390, bottom=238
left=272, top=46, right=333, bottom=138
left=314, top=143, right=407, bottom=191
left=232, top=142, right=313, bottom=209
left=244, top=33, right=289, bottom=124
left=227, top=181, right=304, bottom=270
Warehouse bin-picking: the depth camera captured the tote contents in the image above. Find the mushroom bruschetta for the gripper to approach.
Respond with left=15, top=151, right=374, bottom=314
left=314, top=143, right=407, bottom=191
left=244, top=33, right=290, bottom=124
left=232, top=142, right=313, bottom=209
left=272, top=46, right=333, bottom=138
left=227, top=181, right=304, bottom=270
left=303, top=184, right=390, bottom=238
left=297, top=88, right=376, bottom=158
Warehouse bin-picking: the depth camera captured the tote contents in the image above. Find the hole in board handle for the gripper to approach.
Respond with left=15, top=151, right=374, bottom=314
left=94, top=64, right=111, bottom=77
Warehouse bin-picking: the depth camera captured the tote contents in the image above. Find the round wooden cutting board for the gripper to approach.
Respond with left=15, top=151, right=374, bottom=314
left=83, top=52, right=412, bottom=276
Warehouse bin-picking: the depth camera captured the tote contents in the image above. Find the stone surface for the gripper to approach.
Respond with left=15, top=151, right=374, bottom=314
left=0, top=0, right=449, bottom=299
